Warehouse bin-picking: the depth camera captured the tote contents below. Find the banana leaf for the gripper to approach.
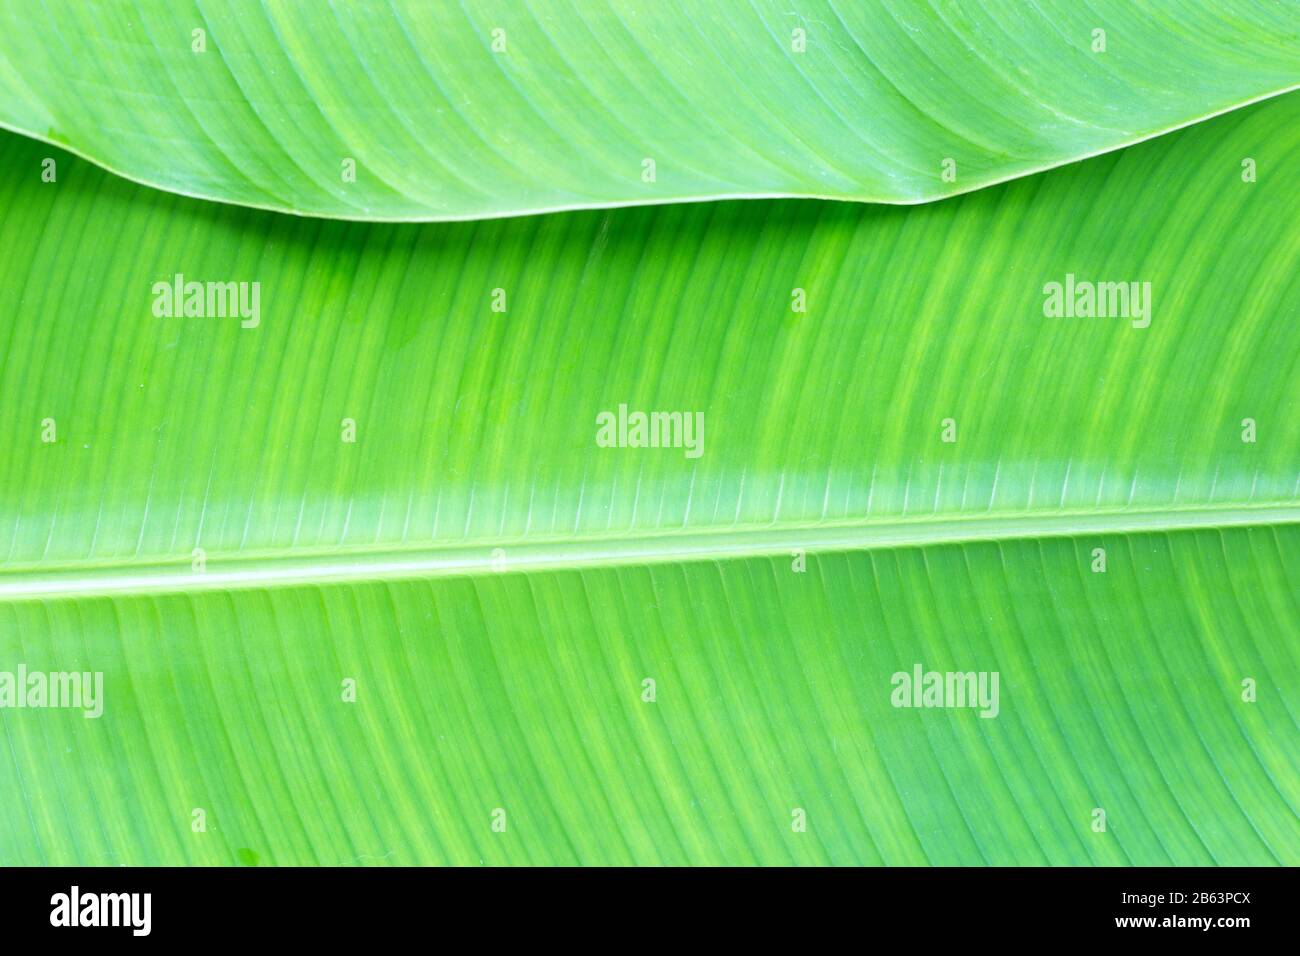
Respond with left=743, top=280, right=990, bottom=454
left=1, top=0, right=1296, bottom=218
left=0, top=84, right=1296, bottom=864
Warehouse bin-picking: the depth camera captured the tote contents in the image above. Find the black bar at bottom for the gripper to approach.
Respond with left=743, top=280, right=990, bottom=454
left=0, top=866, right=1289, bottom=942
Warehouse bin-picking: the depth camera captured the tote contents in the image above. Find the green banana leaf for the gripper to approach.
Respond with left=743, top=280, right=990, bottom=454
left=2, top=529, right=1296, bottom=865
left=1, top=0, right=1296, bottom=218
left=0, top=79, right=1296, bottom=865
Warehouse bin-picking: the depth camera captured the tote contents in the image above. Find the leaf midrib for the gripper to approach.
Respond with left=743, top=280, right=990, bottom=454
left=1, top=503, right=1295, bottom=602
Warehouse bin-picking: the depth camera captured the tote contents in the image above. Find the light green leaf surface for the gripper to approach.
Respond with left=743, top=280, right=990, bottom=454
left=2, top=528, right=1297, bottom=866
left=0, top=88, right=1296, bottom=864
left=0, top=0, right=1296, bottom=219
left=1, top=95, right=1297, bottom=571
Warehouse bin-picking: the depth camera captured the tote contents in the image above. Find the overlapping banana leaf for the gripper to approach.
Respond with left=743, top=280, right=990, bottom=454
left=0, top=1, right=1297, bottom=866
left=0, top=0, right=1296, bottom=217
